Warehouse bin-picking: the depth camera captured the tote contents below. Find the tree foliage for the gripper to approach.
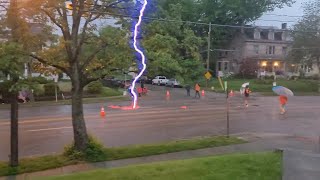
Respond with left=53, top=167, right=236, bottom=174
left=21, top=0, right=134, bottom=151
left=142, top=0, right=294, bottom=80
left=142, top=2, right=204, bottom=82
left=160, top=0, right=294, bottom=46
left=289, top=0, right=320, bottom=68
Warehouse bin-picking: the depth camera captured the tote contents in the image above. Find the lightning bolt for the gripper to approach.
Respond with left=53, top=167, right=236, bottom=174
left=131, top=0, right=148, bottom=109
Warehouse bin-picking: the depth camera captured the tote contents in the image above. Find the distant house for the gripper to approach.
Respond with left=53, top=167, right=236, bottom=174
left=296, top=55, right=319, bottom=77
left=216, top=23, right=293, bottom=77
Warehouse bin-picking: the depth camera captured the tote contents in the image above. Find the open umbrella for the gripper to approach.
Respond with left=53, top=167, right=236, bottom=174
left=241, top=82, right=250, bottom=88
left=272, top=86, right=294, bottom=96
left=240, top=82, right=250, bottom=94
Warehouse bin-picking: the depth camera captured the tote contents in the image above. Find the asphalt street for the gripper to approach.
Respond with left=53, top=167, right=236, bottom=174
left=0, top=85, right=319, bottom=161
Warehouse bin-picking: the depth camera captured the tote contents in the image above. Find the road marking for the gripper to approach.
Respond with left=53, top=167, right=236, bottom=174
left=0, top=103, right=319, bottom=126
left=27, top=126, right=72, bottom=132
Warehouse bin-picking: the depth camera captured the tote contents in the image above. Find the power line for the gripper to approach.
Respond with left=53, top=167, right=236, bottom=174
left=264, top=13, right=303, bottom=18
left=0, top=4, right=320, bottom=33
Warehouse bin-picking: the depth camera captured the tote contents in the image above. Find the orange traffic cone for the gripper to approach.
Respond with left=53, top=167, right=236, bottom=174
left=166, top=90, right=170, bottom=97
left=229, top=90, right=234, bottom=97
left=230, top=89, right=234, bottom=96
left=100, top=106, right=106, bottom=117
left=201, top=90, right=205, bottom=97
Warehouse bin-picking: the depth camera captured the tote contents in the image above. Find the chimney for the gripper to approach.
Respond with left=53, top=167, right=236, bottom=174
left=281, top=23, right=287, bottom=29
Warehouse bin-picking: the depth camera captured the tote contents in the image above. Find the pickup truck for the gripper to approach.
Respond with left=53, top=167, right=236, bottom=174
left=152, top=76, right=168, bottom=85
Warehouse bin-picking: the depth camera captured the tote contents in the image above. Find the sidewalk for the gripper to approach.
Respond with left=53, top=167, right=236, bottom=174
left=1, top=133, right=319, bottom=180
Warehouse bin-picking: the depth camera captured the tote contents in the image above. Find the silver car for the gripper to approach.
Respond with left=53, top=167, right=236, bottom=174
left=166, top=79, right=181, bottom=88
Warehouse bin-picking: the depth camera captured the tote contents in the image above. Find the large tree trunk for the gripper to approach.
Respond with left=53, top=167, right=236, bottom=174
left=71, top=67, right=88, bottom=151
left=10, top=91, right=18, bottom=167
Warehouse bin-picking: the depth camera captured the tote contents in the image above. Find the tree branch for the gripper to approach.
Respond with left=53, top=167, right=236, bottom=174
left=41, top=9, right=64, bottom=32
left=29, top=54, right=71, bottom=77
left=76, top=0, right=101, bottom=59
left=0, top=4, right=8, bottom=10
left=105, top=0, right=129, bottom=8
left=82, top=68, right=110, bottom=86
left=80, top=43, right=108, bottom=71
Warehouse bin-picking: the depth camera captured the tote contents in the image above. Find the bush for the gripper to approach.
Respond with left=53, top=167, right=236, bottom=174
left=101, top=87, right=122, bottom=97
left=32, top=84, right=45, bottom=97
left=44, top=83, right=59, bottom=96
left=239, top=59, right=259, bottom=78
left=87, top=81, right=103, bottom=94
left=31, top=77, right=50, bottom=84
left=63, top=136, right=106, bottom=162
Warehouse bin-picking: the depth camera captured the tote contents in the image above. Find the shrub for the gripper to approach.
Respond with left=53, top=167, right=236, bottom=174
left=33, top=84, right=45, bottom=97
left=87, top=81, right=103, bottom=94
left=44, top=83, right=59, bottom=96
left=239, top=59, right=259, bottom=78
left=63, top=136, right=106, bottom=162
left=31, top=77, right=50, bottom=84
left=101, top=87, right=122, bottom=97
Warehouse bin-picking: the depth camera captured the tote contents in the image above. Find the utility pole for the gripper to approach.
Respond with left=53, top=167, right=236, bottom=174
left=206, top=22, right=211, bottom=88
left=8, top=0, right=19, bottom=167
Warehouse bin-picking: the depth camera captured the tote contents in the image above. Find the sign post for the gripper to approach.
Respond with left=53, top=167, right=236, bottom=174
left=204, top=71, right=212, bottom=88
left=225, top=81, right=229, bottom=137
left=54, top=75, right=58, bottom=102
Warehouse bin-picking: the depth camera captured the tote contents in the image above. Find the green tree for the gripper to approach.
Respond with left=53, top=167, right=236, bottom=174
left=142, top=2, right=204, bottom=82
left=0, top=42, right=25, bottom=166
left=289, top=0, right=320, bottom=70
left=24, top=0, right=133, bottom=152
left=142, top=0, right=294, bottom=79
left=0, top=0, right=61, bottom=166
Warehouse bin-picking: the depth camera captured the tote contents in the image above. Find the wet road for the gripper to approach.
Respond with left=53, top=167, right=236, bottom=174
left=0, top=85, right=319, bottom=161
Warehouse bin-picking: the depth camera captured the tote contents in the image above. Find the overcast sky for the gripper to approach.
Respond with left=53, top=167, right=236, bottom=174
left=254, top=0, right=310, bottom=28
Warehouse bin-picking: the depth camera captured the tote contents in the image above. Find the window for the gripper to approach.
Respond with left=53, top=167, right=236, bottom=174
left=253, top=45, right=259, bottom=54
left=218, top=62, right=222, bottom=71
left=225, top=51, right=228, bottom=55
left=224, top=62, right=228, bottom=71
left=275, top=32, right=282, bottom=41
left=273, top=46, right=275, bottom=54
left=266, top=46, right=275, bottom=55
left=260, top=31, right=268, bottom=40
left=282, top=47, right=287, bottom=56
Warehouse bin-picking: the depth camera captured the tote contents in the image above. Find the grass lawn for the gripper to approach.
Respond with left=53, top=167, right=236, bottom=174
left=43, top=152, right=281, bottom=180
left=100, top=87, right=123, bottom=97
left=0, top=136, right=245, bottom=177
left=202, top=78, right=318, bottom=94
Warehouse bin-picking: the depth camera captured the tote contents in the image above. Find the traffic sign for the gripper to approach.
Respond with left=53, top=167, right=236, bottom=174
left=204, top=71, right=212, bottom=80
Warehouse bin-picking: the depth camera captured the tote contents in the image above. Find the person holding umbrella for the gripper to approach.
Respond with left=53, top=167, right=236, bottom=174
left=279, top=95, right=288, bottom=114
left=244, top=85, right=251, bottom=107
left=272, top=86, right=294, bottom=114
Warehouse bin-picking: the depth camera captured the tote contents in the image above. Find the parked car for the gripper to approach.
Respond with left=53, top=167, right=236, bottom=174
left=152, top=76, right=168, bottom=85
left=135, top=76, right=153, bottom=84
left=166, top=79, right=182, bottom=88
left=101, top=77, right=123, bottom=88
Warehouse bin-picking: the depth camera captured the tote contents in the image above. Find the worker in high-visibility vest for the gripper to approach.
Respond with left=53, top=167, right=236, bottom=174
left=195, top=83, right=201, bottom=98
